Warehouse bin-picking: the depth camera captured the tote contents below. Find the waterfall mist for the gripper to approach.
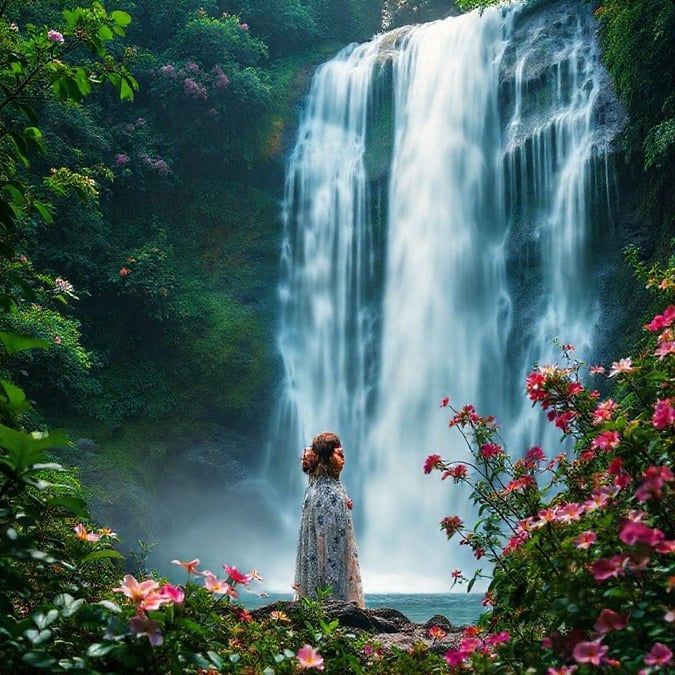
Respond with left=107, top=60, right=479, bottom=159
left=264, top=1, right=622, bottom=593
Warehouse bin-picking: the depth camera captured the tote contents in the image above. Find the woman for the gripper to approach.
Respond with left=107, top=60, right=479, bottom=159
left=294, top=431, right=364, bottom=607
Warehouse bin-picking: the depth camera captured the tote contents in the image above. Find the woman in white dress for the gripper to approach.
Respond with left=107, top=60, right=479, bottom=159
left=294, top=431, right=364, bottom=607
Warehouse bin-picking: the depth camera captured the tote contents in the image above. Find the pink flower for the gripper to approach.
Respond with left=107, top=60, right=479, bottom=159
left=113, top=575, right=160, bottom=605
left=239, top=22, right=249, bottom=31
left=526, top=371, right=548, bottom=401
left=589, top=555, right=628, bottom=582
left=484, top=631, right=510, bottom=646
left=223, top=564, right=252, bottom=585
left=643, top=643, right=673, bottom=667
left=608, top=357, right=634, bottom=377
left=589, top=365, right=605, bottom=375
left=619, top=521, right=664, bottom=547
left=584, top=486, right=616, bottom=511
left=635, top=465, right=674, bottom=502
left=654, top=539, right=675, bottom=554
left=575, top=531, right=597, bottom=550
left=547, top=667, right=578, bottom=674
left=591, top=430, right=620, bottom=452
left=525, top=446, right=545, bottom=463
left=74, top=523, right=100, bottom=542
left=129, top=614, right=163, bottom=646
left=159, top=583, right=185, bottom=604
left=424, top=454, right=442, bottom=474
left=115, top=153, right=129, bottom=166
left=479, top=442, right=503, bottom=459
left=594, top=608, right=629, bottom=633
left=652, top=398, right=675, bottom=428
left=554, top=502, right=585, bottom=523
left=655, top=341, right=675, bottom=360
left=297, top=644, right=324, bottom=670
left=573, top=638, right=608, bottom=666
left=171, top=558, right=200, bottom=574
left=185, top=61, right=200, bottom=73
left=159, top=64, right=176, bottom=77
left=451, top=569, right=462, bottom=578
left=645, top=305, right=675, bottom=332
left=440, top=516, right=463, bottom=538
left=440, top=396, right=450, bottom=407
left=593, top=399, right=618, bottom=425
left=567, top=381, right=584, bottom=395
left=444, top=648, right=470, bottom=667
left=442, top=464, right=468, bottom=480
left=204, top=572, right=238, bottom=597
left=47, top=29, right=64, bottom=43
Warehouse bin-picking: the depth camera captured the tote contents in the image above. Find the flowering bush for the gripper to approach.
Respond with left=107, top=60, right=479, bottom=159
left=426, top=253, right=675, bottom=673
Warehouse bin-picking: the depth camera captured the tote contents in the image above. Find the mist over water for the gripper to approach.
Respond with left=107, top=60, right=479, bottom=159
left=264, top=3, right=619, bottom=593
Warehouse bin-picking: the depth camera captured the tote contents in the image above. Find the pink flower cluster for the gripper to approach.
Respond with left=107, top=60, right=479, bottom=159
left=184, top=77, right=207, bottom=99
left=213, top=64, right=230, bottom=88
left=112, top=558, right=263, bottom=646
left=652, top=398, right=675, bottom=429
left=48, top=29, right=64, bottom=43
left=635, top=464, right=674, bottom=502
left=140, top=153, right=170, bottom=177
left=444, top=628, right=510, bottom=668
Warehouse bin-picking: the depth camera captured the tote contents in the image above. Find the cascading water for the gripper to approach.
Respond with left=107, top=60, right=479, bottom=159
left=267, top=1, right=622, bottom=592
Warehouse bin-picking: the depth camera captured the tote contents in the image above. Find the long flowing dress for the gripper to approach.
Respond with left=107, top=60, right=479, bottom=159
left=294, top=474, right=364, bottom=607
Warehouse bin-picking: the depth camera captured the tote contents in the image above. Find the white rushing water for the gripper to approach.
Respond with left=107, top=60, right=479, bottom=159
left=268, top=3, right=614, bottom=592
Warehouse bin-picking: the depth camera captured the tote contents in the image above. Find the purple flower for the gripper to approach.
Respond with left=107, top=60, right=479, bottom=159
left=115, top=153, right=130, bottom=167
left=129, top=614, right=163, bottom=646
left=185, top=61, right=200, bottom=73
left=153, top=160, right=170, bottom=177
left=213, top=65, right=229, bottom=89
left=159, top=64, right=176, bottom=77
left=239, top=23, right=249, bottom=31
left=47, top=29, right=64, bottom=43
left=183, top=78, right=207, bottom=100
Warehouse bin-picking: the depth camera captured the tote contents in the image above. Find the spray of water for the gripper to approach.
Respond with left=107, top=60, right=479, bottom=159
left=269, top=3, right=617, bottom=592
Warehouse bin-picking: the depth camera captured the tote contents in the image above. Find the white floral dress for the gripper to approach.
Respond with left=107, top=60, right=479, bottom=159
left=294, top=474, right=364, bottom=607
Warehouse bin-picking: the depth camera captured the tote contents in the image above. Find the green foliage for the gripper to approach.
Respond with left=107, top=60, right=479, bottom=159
left=428, top=250, right=675, bottom=672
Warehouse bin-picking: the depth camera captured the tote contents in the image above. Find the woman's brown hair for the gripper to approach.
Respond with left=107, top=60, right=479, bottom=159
left=301, top=431, right=343, bottom=478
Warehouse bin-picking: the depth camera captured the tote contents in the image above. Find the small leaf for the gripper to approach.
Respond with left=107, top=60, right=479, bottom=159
left=22, top=651, right=56, bottom=668
left=119, top=77, right=135, bottom=101
left=207, top=651, right=224, bottom=668
left=0, top=379, right=27, bottom=409
left=34, top=609, right=58, bottom=629
left=0, top=332, right=50, bottom=355
left=33, top=200, right=54, bottom=224
left=24, top=628, right=52, bottom=645
left=47, top=496, right=87, bottom=518
left=87, top=643, right=116, bottom=658
left=61, top=598, right=85, bottom=617
left=98, top=600, right=121, bottom=613
left=80, top=549, right=124, bottom=564
left=53, top=593, right=74, bottom=607
left=111, top=10, right=132, bottom=26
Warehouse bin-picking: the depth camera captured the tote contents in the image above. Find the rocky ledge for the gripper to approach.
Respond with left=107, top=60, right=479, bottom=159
left=250, top=600, right=465, bottom=653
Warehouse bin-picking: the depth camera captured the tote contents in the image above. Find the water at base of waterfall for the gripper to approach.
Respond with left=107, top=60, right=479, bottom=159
left=241, top=592, right=484, bottom=625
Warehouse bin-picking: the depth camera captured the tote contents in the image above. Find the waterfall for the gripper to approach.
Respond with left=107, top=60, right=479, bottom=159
left=268, top=2, right=619, bottom=592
